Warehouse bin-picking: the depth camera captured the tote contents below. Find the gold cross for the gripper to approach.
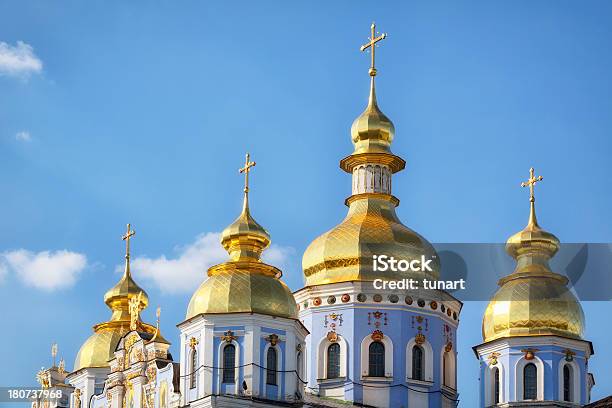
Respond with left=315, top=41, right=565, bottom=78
left=239, top=153, right=256, bottom=193
left=360, top=22, right=387, bottom=77
left=122, top=223, right=136, bottom=260
left=521, top=167, right=543, bottom=202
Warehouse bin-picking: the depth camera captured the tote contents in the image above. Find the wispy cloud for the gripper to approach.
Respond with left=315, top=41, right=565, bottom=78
left=15, top=131, right=31, bottom=142
left=0, top=41, right=43, bottom=79
left=129, top=232, right=295, bottom=294
left=1, top=250, right=87, bottom=291
left=0, top=262, right=7, bottom=283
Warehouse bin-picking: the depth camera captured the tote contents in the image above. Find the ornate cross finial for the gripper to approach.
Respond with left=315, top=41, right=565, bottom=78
left=128, top=291, right=143, bottom=331
left=156, top=306, right=161, bottom=330
left=239, top=153, right=256, bottom=194
left=521, top=167, right=543, bottom=203
left=360, top=22, right=387, bottom=77
left=122, top=223, right=136, bottom=260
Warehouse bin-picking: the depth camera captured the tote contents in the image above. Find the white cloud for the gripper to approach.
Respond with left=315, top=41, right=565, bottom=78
left=0, top=262, right=7, bottom=283
left=1, top=249, right=87, bottom=291
left=15, top=131, right=31, bottom=142
left=0, top=41, right=43, bottom=78
left=129, top=232, right=295, bottom=294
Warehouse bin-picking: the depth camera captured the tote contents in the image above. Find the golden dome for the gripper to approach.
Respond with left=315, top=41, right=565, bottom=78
left=186, top=156, right=298, bottom=320
left=350, top=78, right=395, bottom=155
left=303, top=32, right=434, bottom=287
left=303, top=194, right=439, bottom=286
left=220, top=194, right=271, bottom=261
left=73, top=226, right=154, bottom=372
left=482, top=178, right=585, bottom=342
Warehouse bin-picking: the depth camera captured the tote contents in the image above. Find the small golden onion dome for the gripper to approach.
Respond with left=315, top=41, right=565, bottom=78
left=303, top=194, right=439, bottom=286
left=186, top=164, right=298, bottom=321
left=482, top=200, right=585, bottom=342
left=74, top=232, right=154, bottom=372
left=350, top=77, right=395, bottom=155
left=220, top=194, right=271, bottom=261
left=103, top=265, right=149, bottom=322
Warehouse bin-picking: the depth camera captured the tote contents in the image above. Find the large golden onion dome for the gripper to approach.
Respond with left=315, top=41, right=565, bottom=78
left=73, top=225, right=155, bottom=372
left=186, top=155, right=298, bottom=320
left=482, top=170, right=585, bottom=342
left=303, top=28, right=437, bottom=287
left=303, top=195, right=440, bottom=286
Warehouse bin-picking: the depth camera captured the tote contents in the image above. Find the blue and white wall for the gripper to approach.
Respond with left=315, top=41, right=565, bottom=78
left=475, top=336, right=594, bottom=407
left=295, top=281, right=461, bottom=408
left=177, top=313, right=307, bottom=407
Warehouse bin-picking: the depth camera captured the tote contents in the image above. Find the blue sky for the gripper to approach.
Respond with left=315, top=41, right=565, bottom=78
left=0, top=1, right=611, bottom=406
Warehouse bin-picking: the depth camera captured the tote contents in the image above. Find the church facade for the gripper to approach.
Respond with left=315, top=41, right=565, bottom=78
left=30, top=24, right=596, bottom=408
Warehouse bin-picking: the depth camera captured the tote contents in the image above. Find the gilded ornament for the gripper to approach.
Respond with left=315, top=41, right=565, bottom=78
left=267, top=334, right=280, bottom=346
left=445, top=342, right=453, bottom=353
left=189, top=337, right=199, bottom=350
left=221, top=330, right=237, bottom=343
left=326, top=331, right=339, bottom=343
left=488, top=352, right=500, bottom=366
left=521, top=348, right=538, bottom=361
left=129, top=291, right=144, bottom=331
left=371, top=330, right=384, bottom=342
left=146, top=364, right=157, bottom=382
left=74, top=389, right=82, bottom=408
left=313, top=297, right=322, bottom=306
left=565, top=349, right=576, bottom=362
left=36, top=368, right=50, bottom=389
left=415, top=333, right=426, bottom=345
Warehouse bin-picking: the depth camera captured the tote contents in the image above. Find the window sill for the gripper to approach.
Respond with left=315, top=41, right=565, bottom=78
left=406, top=378, right=434, bottom=387
left=317, top=377, right=347, bottom=384
left=361, top=376, right=393, bottom=383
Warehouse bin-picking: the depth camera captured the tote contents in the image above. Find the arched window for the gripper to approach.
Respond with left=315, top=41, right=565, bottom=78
left=266, top=347, right=277, bottom=385
left=222, top=344, right=236, bottom=383
left=412, top=345, right=424, bottom=380
left=327, top=343, right=341, bottom=379
left=368, top=342, right=385, bottom=377
left=563, top=365, right=572, bottom=402
left=190, top=349, right=198, bottom=389
left=493, top=367, right=500, bottom=404
left=523, top=363, right=537, bottom=400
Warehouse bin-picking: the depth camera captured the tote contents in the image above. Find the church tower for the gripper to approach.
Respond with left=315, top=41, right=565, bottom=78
left=474, top=168, right=595, bottom=407
left=294, top=24, right=461, bottom=408
left=178, top=154, right=308, bottom=407
left=67, top=224, right=157, bottom=408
